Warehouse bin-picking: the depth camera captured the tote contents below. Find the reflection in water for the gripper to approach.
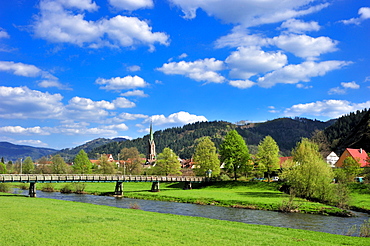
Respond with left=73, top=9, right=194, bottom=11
left=14, top=189, right=368, bottom=236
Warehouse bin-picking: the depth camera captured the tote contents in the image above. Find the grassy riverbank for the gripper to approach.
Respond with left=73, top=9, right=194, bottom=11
left=22, top=181, right=354, bottom=216
left=0, top=193, right=368, bottom=246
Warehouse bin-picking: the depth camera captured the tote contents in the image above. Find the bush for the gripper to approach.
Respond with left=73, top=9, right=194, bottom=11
left=73, top=183, right=86, bottom=194
left=41, top=183, right=55, bottom=192
left=60, top=184, right=73, bottom=193
left=0, top=183, right=10, bottom=193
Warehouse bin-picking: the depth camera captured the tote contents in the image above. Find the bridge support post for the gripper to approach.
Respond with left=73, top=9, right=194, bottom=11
left=183, top=181, right=192, bottom=190
left=151, top=181, right=159, bottom=192
left=29, top=182, right=36, bottom=197
left=114, top=182, right=123, bottom=197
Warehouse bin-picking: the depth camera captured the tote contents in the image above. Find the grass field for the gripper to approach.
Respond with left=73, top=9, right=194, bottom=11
left=0, top=193, right=368, bottom=246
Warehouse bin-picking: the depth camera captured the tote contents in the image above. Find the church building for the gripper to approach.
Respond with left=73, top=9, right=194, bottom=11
left=146, top=123, right=157, bottom=164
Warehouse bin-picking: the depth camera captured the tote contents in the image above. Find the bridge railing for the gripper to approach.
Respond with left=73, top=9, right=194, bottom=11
left=0, top=174, right=207, bottom=183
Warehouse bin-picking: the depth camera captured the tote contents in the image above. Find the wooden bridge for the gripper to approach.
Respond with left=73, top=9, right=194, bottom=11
left=0, top=174, right=207, bottom=197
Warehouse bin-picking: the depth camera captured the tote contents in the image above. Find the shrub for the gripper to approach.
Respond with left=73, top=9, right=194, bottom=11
left=73, top=183, right=86, bottom=194
left=60, top=184, right=73, bottom=193
left=0, top=183, right=10, bottom=193
left=41, top=183, right=55, bottom=192
left=19, top=183, right=28, bottom=190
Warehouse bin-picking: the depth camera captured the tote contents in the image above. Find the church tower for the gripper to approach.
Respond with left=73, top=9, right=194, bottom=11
left=146, top=122, right=156, bottom=164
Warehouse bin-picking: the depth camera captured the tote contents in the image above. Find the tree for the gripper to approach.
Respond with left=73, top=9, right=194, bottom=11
left=22, top=156, right=35, bottom=174
left=193, top=137, right=220, bottom=177
left=281, top=138, right=334, bottom=202
left=342, top=156, right=361, bottom=182
left=51, top=155, right=70, bottom=174
left=219, top=130, right=251, bottom=181
left=0, top=161, right=7, bottom=174
left=96, top=155, right=116, bottom=174
left=154, top=148, right=181, bottom=176
left=120, top=147, right=143, bottom=175
left=73, top=150, right=93, bottom=174
left=256, top=136, right=280, bottom=182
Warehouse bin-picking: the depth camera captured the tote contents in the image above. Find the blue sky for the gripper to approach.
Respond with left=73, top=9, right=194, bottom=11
left=0, top=0, right=369, bottom=150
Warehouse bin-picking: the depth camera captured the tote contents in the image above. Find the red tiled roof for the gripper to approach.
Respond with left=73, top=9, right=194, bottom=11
left=346, top=148, right=369, bottom=167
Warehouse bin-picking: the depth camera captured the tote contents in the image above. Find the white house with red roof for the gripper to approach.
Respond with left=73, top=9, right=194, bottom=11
left=335, top=148, right=369, bottom=168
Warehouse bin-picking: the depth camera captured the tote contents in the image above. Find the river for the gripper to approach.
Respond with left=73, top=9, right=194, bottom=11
left=13, top=189, right=369, bottom=236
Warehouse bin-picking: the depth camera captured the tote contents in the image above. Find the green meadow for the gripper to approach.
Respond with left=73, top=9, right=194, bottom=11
left=0, top=193, right=368, bottom=246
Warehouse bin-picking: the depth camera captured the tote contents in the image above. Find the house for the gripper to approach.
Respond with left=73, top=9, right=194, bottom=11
left=335, top=148, right=369, bottom=168
left=326, top=152, right=339, bottom=168
left=279, top=156, right=293, bottom=168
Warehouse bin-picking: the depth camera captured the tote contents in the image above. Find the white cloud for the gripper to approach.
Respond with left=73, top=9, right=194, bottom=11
left=228, top=80, right=256, bottom=89
left=127, top=65, right=141, bottom=72
left=257, top=60, right=351, bottom=88
left=0, top=86, right=64, bottom=119
left=170, top=0, right=329, bottom=27
left=33, top=0, right=169, bottom=50
left=109, top=0, right=153, bottom=11
left=328, top=81, right=360, bottom=95
left=158, top=58, right=225, bottom=83
left=112, top=97, right=136, bottom=108
left=0, top=28, right=10, bottom=39
left=178, top=53, right=188, bottom=59
left=0, top=126, right=49, bottom=135
left=103, top=123, right=129, bottom=131
left=272, top=34, right=338, bottom=59
left=341, top=7, right=370, bottom=25
left=96, top=75, right=148, bottom=91
left=120, top=90, right=148, bottom=97
left=280, top=19, right=320, bottom=34
left=145, top=111, right=207, bottom=126
left=225, top=46, right=287, bottom=79
left=284, top=100, right=370, bottom=119
left=215, top=26, right=268, bottom=48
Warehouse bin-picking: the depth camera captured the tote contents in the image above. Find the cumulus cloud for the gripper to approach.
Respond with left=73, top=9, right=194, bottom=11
left=225, top=46, right=287, bottom=79
left=96, top=75, right=148, bottom=91
left=215, top=26, right=268, bottom=48
left=284, top=100, right=370, bottom=119
left=170, top=0, right=329, bottom=27
left=272, top=34, right=338, bottom=59
left=280, top=19, right=320, bottom=33
left=0, top=86, right=64, bottom=119
left=109, top=0, right=153, bottom=11
left=157, top=58, right=225, bottom=83
left=328, top=81, right=360, bottom=95
left=0, top=126, right=49, bottom=135
left=341, top=7, right=370, bottom=25
left=228, top=80, right=256, bottom=89
left=127, top=65, right=141, bottom=72
left=145, top=111, right=207, bottom=126
left=33, top=0, right=169, bottom=50
left=120, top=90, right=148, bottom=97
left=257, top=60, right=351, bottom=88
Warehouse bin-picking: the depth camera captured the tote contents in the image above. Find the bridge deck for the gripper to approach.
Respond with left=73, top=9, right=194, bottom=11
left=0, top=174, right=206, bottom=183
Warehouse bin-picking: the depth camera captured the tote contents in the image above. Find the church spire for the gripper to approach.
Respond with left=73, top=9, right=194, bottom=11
left=146, top=121, right=156, bottom=164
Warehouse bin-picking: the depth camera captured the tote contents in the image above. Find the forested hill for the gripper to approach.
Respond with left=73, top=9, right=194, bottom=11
left=55, top=137, right=127, bottom=161
left=88, top=118, right=333, bottom=159
left=0, top=142, right=58, bottom=162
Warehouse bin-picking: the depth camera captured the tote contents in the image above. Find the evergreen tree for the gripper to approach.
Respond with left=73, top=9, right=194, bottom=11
left=154, top=148, right=181, bottom=176
left=51, top=155, right=70, bottom=174
left=256, top=136, right=280, bottom=182
left=219, top=130, right=251, bottom=181
left=193, top=137, right=220, bottom=177
left=22, top=156, right=35, bottom=174
left=73, top=150, right=92, bottom=174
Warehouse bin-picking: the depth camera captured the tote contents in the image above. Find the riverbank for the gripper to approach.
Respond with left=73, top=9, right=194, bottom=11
left=17, top=181, right=358, bottom=216
left=0, top=193, right=368, bottom=245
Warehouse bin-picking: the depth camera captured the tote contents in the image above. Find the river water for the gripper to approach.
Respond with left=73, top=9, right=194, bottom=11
left=14, top=189, right=369, bottom=236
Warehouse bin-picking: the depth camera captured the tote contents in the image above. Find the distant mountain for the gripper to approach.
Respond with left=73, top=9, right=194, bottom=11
left=55, top=137, right=127, bottom=161
left=0, top=142, right=58, bottom=162
left=88, top=118, right=334, bottom=159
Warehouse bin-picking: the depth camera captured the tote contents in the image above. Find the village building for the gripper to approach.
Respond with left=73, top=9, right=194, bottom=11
left=335, top=148, right=369, bottom=168
left=326, top=151, right=339, bottom=168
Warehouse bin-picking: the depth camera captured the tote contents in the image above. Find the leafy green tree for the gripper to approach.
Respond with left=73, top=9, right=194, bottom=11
left=281, top=138, right=334, bottom=202
left=73, top=150, right=92, bottom=174
left=51, top=155, right=70, bottom=174
left=219, top=130, right=251, bottom=181
left=22, top=156, right=35, bottom=174
left=342, top=156, right=361, bottom=182
left=96, top=155, right=116, bottom=174
left=120, top=147, right=143, bottom=175
left=193, top=137, right=220, bottom=177
left=256, top=136, right=280, bottom=182
left=154, top=148, right=181, bottom=176
left=0, top=161, right=7, bottom=174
